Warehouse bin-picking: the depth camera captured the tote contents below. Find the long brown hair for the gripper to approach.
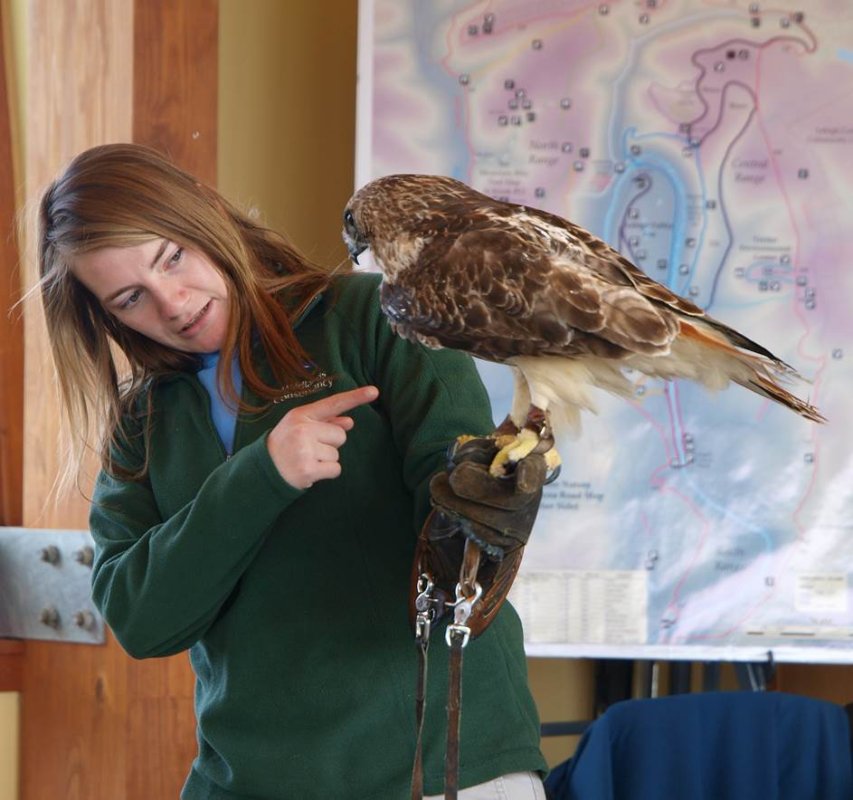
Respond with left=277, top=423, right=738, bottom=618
left=37, top=143, right=346, bottom=488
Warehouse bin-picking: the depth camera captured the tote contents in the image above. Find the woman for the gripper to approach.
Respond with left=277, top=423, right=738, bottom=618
left=37, top=143, right=548, bottom=799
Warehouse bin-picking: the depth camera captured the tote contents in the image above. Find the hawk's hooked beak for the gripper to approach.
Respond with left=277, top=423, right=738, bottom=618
left=342, top=208, right=367, bottom=265
left=345, top=235, right=367, bottom=266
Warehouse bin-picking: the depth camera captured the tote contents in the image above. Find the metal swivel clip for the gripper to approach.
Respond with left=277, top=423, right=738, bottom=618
left=445, top=581, right=482, bottom=648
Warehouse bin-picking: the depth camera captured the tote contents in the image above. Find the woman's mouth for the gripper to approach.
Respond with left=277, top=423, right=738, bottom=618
left=180, top=300, right=212, bottom=335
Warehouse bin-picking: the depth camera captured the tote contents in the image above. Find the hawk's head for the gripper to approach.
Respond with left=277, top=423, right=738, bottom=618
left=342, top=174, right=477, bottom=273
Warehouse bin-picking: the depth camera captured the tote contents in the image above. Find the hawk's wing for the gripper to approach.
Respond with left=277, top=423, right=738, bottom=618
left=380, top=208, right=675, bottom=363
left=381, top=203, right=781, bottom=366
left=528, top=204, right=783, bottom=362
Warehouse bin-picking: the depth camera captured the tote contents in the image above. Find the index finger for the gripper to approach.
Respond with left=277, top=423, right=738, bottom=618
left=302, top=385, right=379, bottom=420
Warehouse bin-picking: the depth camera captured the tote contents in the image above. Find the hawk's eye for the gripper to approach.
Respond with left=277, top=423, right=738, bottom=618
left=344, top=209, right=355, bottom=228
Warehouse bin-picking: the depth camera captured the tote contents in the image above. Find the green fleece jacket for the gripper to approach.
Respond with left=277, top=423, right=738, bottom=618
left=90, top=272, right=546, bottom=799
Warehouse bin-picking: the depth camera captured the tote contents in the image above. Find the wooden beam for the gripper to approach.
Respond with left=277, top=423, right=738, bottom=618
left=133, top=0, right=218, bottom=186
left=0, top=0, right=23, bottom=527
left=0, top=641, right=22, bottom=692
left=23, top=0, right=134, bottom=530
left=125, top=4, right=219, bottom=797
left=21, top=2, right=133, bottom=797
left=19, top=0, right=217, bottom=793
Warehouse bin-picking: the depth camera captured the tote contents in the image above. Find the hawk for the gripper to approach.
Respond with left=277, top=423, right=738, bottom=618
left=342, top=174, right=824, bottom=475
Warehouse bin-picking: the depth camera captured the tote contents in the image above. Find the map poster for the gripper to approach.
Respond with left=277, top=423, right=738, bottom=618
left=356, top=0, right=853, bottom=663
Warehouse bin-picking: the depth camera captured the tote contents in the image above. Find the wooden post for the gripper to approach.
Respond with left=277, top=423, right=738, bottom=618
left=0, top=0, right=23, bottom=530
left=19, top=2, right=216, bottom=798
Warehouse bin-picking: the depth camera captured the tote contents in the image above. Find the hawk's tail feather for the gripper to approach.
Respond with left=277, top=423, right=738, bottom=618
left=700, top=315, right=795, bottom=372
left=673, top=320, right=825, bottom=423
left=738, top=372, right=826, bottom=424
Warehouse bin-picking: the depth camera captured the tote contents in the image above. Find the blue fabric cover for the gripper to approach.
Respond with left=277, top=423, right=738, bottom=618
left=545, top=691, right=853, bottom=800
left=196, top=351, right=241, bottom=455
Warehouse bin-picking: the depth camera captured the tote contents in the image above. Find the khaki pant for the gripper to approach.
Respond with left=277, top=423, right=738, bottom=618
left=425, top=771, right=546, bottom=800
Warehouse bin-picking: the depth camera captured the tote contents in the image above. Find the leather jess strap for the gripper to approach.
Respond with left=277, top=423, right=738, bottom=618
left=410, top=538, right=485, bottom=800
left=409, top=436, right=555, bottom=799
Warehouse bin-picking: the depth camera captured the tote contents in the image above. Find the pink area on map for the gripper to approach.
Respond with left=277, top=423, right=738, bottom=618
left=439, top=6, right=617, bottom=208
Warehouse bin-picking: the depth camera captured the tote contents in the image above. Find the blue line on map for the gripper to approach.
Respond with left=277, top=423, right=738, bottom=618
left=682, top=472, right=775, bottom=548
left=410, top=4, right=472, bottom=180
left=684, top=145, right=708, bottom=300
left=605, top=127, right=697, bottom=295
left=603, top=124, right=750, bottom=469
left=601, top=127, right=641, bottom=244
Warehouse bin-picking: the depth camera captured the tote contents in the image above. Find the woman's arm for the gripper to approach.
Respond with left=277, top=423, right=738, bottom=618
left=333, top=273, right=497, bottom=527
left=90, top=433, right=302, bottom=659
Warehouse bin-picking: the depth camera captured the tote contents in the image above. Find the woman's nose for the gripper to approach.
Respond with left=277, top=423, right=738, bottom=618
left=154, top=281, right=188, bottom=318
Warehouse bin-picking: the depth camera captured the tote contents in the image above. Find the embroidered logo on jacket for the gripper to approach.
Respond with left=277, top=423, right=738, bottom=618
left=273, top=371, right=334, bottom=403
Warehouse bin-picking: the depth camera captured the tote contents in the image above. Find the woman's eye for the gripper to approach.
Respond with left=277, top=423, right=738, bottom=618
left=118, top=289, right=142, bottom=310
left=168, top=247, right=184, bottom=265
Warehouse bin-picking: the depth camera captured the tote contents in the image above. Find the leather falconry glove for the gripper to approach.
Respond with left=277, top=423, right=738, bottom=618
left=411, top=436, right=552, bottom=640
left=428, top=437, right=547, bottom=559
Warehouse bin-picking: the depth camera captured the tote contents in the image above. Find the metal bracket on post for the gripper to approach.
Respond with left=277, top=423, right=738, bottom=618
left=0, top=527, right=104, bottom=644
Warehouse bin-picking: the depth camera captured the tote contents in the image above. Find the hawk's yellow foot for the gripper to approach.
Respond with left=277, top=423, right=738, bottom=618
left=489, top=428, right=541, bottom=477
left=449, top=416, right=519, bottom=463
left=544, top=446, right=562, bottom=474
left=449, top=410, right=560, bottom=479
left=487, top=406, right=561, bottom=478
left=488, top=432, right=561, bottom=478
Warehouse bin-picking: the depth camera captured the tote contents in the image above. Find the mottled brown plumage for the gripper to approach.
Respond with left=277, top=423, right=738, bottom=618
left=342, top=174, right=823, bottom=468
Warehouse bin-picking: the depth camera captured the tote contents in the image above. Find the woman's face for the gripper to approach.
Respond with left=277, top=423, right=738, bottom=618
left=72, top=239, right=230, bottom=354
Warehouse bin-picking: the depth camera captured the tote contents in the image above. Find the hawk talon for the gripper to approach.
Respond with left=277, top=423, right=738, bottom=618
left=446, top=434, right=478, bottom=466
left=489, top=428, right=542, bottom=478
left=544, top=447, right=562, bottom=473
left=488, top=427, right=562, bottom=480
left=447, top=433, right=501, bottom=469
left=543, top=453, right=562, bottom=485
